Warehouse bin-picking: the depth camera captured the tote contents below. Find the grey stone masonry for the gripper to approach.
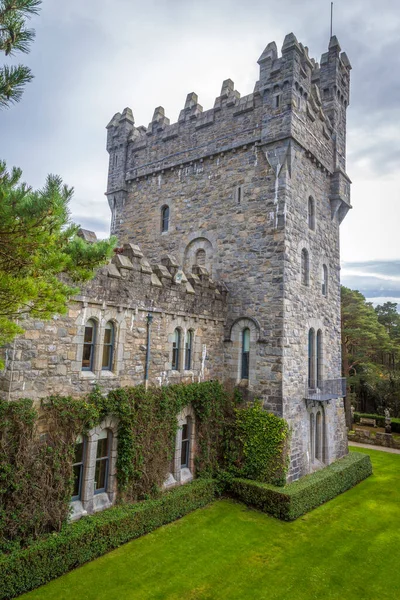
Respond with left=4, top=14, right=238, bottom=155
left=1, top=33, right=352, bottom=482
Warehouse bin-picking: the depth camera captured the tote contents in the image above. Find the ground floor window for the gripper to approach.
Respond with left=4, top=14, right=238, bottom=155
left=72, top=435, right=85, bottom=501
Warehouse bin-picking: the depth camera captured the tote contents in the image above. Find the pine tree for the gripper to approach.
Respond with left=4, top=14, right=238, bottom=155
left=0, top=0, right=41, bottom=107
left=0, top=161, right=115, bottom=360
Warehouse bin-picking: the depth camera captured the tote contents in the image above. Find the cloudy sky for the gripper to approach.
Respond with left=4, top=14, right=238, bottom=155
left=1, top=0, right=399, bottom=306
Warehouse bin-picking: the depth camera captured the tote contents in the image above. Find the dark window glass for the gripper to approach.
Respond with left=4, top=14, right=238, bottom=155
left=180, top=419, right=191, bottom=468
left=317, top=330, right=323, bottom=387
left=172, top=328, right=181, bottom=370
left=322, top=265, right=328, bottom=296
left=308, top=328, right=316, bottom=388
left=308, top=197, right=315, bottom=230
left=72, top=436, right=85, bottom=500
left=185, top=330, right=193, bottom=370
left=102, top=322, right=114, bottom=370
left=161, top=205, right=169, bottom=232
left=82, top=319, right=96, bottom=370
left=241, top=328, right=250, bottom=380
left=95, top=431, right=110, bottom=494
left=301, top=249, right=309, bottom=286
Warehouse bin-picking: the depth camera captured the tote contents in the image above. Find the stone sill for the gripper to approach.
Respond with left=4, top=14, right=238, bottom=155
left=100, top=370, right=117, bottom=378
left=80, top=371, right=96, bottom=380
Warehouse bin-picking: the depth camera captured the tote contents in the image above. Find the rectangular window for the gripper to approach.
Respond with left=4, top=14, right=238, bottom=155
left=181, top=422, right=190, bottom=468
left=94, top=432, right=110, bottom=494
left=72, top=436, right=85, bottom=501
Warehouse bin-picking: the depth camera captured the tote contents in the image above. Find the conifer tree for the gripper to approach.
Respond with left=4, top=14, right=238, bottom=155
left=0, top=161, right=115, bottom=359
left=0, top=0, right=41, bottom=107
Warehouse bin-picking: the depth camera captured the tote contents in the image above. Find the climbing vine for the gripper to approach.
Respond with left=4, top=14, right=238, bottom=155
left=0, top=382, right=289, bottom=550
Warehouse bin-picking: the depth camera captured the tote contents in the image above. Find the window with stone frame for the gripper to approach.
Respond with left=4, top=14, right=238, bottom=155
left=308, top=196, right=315, bottom=230
left=301, top=249, right=309, bottom=286
left=82, top=319, right=96, bottom=371
left=172, top=328, right=181, bottom=371
left=322, top=264, right=328, bottom=296
left=102, top=322, right=115, bottom=371
left=316, top=329, right=323, bottom=387
left=241, top=328, right=250, bottom=380
left=185, top=330, right=194, bottom=370
left=94, top=430, right=111, bottom=494
left=180, top=417, right=191, bottom=468
left=71, top=435, right=86, bottom=501
left=308, top=328, right=316, bottom=389
left=161, top=205, right=170, bottom=233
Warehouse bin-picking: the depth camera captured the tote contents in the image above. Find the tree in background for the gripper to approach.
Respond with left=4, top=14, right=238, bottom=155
left=0, top=0, right=41, bottom=108
left=341, top=286, right=400, bottom=418
left=0, top=161, right=115, bottom=364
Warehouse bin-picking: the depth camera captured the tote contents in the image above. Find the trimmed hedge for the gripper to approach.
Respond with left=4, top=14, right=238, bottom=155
left=354, top=412, right=400, bottom=433
left=0, top=479, right=216, bottom=600
left=229, top=452, right=372, bottom=521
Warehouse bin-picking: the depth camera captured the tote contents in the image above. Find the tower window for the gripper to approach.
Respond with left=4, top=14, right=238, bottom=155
left=161, top=205, right=169, bottom=233
left=82, top=319, right=96, bottom=371
left=102, top=322, right=115, bottom=370
left=241, top=328, right=250, bottom=380
left=317, top=329, right=323, bottom=387
left=308, top=196, right=315, bottom=230
left=172, top=328, right=181, bottom=371
left=308, top=328, right=316, bottom=389
left=322, top=265, right=328, bottom=296
left=185, top=330, right=193, bottom=370
left=236, top=186, right=242, bottom=204
left=301, top=249, right=309, bottom=286
left=275, top=95, right=281, bottom=108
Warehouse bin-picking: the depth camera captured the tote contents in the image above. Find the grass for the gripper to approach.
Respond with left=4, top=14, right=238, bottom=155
left=20, top=447, right=400, bottom=600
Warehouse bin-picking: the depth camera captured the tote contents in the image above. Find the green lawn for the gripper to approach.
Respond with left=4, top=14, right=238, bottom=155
left=21, top=447, right=400, bottom=600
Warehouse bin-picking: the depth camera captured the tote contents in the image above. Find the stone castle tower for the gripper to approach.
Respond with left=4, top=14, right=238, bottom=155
left=105, top=33, right=351, bottom=479
left=1, top=33, right=351, bottom=482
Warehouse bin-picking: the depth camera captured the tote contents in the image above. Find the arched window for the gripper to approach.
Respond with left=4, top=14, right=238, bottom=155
left=180, top=417, right=191, bottom=468
left=161, top=205, right=169, bottom=233
left=310, top=414, right=315, bottom=462
left=102, top=322, right=115, bottom=371
left=316, top=412, right=323, bottom=461
left=308, top=196, right=315, bottom=230
left=317, top=330, right=323, bottom=387
left=82, top=319, right=96, bottom=371
left=95, top=430, right=111, bottom=494
left=301, top=249, right=309, bottom=286
left=172, top=328, right=181, bottom=371
left=322, top=264, right=328, bottom=296
left=72, top=435, right=86, bottom=501
left=195, top=249, right=206, bottom=267
left=241, top=328, right=250, bottom=380
left=185, top=330, right=193, bottom=370
left=308, top=328, right=315, bottom=388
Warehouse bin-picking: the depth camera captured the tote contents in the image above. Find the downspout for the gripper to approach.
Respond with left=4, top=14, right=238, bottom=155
left=144, top=313, right=153, bottom=390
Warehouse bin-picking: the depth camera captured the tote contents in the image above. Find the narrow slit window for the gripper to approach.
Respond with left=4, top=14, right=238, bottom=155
left=301, top=249, right=309, bottom=286
left=317, top=330, right=323, bottom=388
left=322, top=264, right=328, bottom=296
left=241, top=328, right=250, bottom=380
left=161, top=205, right=169, bottom=233
left=275, top=95, right=280, bottom=108
left=308, top=328, right=316, bottom=389
left=180, top=418, right=191, bottom=468
left=72, top=435, right=85, bottom=501
left=102, top=322, right=115, bottom=371
left=82, top=319, right=96, bottom=371
left=94, top=430, right=111, bottom=494
left=172, top=328, right=181, bottom=371
left=236, top=186, right=242, bottom=204
left=185, top=330, right=193, bottom=370
left=308, top=196, right=315, bottom=230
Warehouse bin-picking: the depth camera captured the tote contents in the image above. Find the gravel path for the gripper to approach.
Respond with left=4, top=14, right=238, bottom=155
left=349, top=441, right=400, bottom=454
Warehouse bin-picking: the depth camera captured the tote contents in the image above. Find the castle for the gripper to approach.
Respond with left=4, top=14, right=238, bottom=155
left=0, top=33, right=351, bottom=495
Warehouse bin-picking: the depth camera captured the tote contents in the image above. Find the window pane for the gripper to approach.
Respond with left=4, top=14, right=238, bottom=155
left=72, top=464, right=82, bottom=498
left=182, top=423, right=188, bottom=440
left=84, top=323, right=94, bottom=343
left=82, top=344, right=92, bottom=369
left=104, top=328, right=112, bottom=345
left=97, top=436, right=109, bottom=459
left=95, top=459, right=107, bottom=491
left=74, top=440, right=84, bottom=464
left=102, top=344, right=111, bottom=369
left=243, top=329, right=250, bottom=352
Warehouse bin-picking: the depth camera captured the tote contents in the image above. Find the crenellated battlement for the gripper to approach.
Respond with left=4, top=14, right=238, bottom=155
left=106, top=33, right=350, bottom=197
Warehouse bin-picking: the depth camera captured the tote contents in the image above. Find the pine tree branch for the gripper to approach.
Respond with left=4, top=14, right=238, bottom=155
left=0, top=63, right=32, bottom=106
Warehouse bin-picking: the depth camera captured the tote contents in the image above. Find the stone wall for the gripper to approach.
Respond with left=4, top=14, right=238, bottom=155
left=0, top=244, right=227, bottom=403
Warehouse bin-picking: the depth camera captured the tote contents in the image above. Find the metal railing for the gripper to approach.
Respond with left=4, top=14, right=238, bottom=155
left=304, top=378, right=346, bottom=401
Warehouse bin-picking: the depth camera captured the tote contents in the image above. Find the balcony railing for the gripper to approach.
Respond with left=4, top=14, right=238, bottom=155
left=304, top=378, right=347, bottom=401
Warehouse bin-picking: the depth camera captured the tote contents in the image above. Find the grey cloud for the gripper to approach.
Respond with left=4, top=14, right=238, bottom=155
left=343, top=261, right=400, bottom=277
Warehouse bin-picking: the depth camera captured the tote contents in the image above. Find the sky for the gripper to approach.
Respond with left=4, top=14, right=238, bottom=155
left=1, top=0, right=399, bottom=307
